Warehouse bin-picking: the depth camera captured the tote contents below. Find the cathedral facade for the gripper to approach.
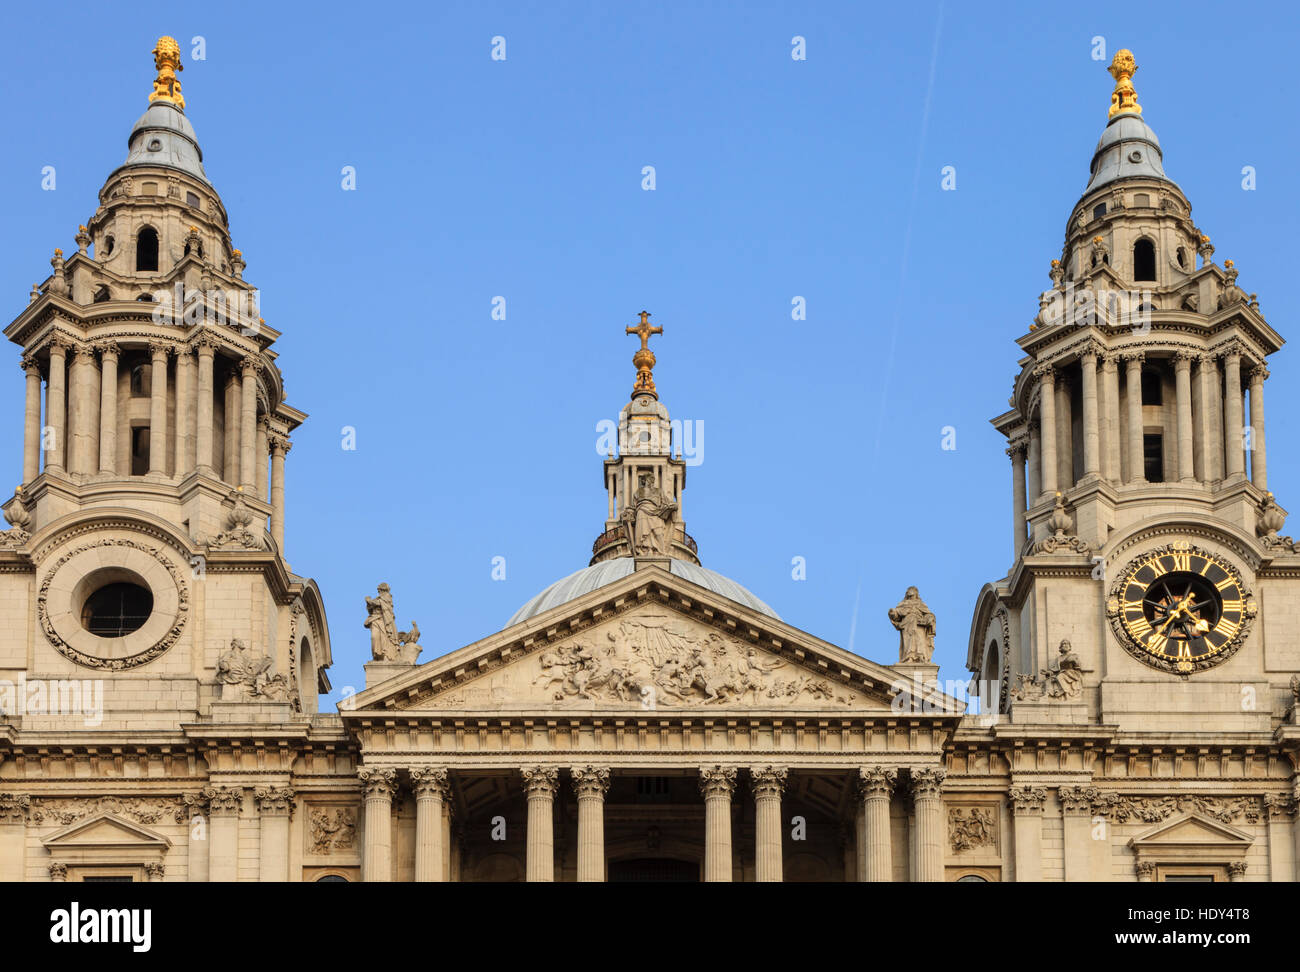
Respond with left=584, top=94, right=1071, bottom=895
left=0, top=41, right=1296, bottom=883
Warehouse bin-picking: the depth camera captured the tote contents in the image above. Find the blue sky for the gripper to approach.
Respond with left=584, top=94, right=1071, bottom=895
left=2, top=1, right=1298, bottom=704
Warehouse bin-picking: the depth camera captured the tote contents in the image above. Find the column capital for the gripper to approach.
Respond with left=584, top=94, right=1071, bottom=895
left=1218, top=340, right=1244, bottom=362
left=410, top=767, right=451, bottom=799
left=1174, top=349, right=1197, bottom=366
left=144, top=862, right=165, bottom=880
left=1135, top=860, right=1156, bottom=879
left=521, top=766, right=559, bottom=797
left=253, top=785, right=296, bottom=817
left=1057, top=784, right=1098, bottom=815
left=0, top=793, right=30, bottom=823
left=193, top=333, right=220, bottom=356
left=72, top=344, right=96, bottom=364
left=48, top=862, right=68, bottom=881
left=46, top=336, right=73, bottom=357
left=92, top=339, right=120, bottom=359
left=910, top=767, right=946, bottom=800
left=1228, top=860, right=1248, bottom=879
left=1120, top=350, right=1145, bottom=366
left=1032, top=362, right=1055, bottom=381
left=1006, top=439, right=1028, bottom=462
left=570, top=765, right=611, bottom=799
left=148, top=340, right=174, bottom=360
left=358, top=767, right=399, bottom=800
left=749, top=765, right=788, bottom=799
left=240, top=355, right=259, bottom=377
left=699, top=765, right=738, bottom=799
left=204, top=785, right=244, bottom=816
left=1007, top=784, right=1047, bottom=814
left=270, top=432, right=291, bottom=456
left=858, top=766, right=898, bottom=798
left=1079, top=340, right=1103, bottom=363
left=1250, top=363, right=1270, bottom=383
left=20, top=354, right=40, bottom=377
left=1100, top=350, right=1120, bottom=369
left=1263, top=793, right=1297, bottom=819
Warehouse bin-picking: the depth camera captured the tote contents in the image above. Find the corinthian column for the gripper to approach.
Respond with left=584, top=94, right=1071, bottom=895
left=96, top=342, right=119, bottom=475
left=858, top=767, right=897, bottom=882
left=224, top=372, right=240, bottom=483
left=522, top=766, right=559, bottom=882
left=174, top=345, right=193, bottom=477
left=411, top=767, right=450, bottom=882
left=1124, top=353, right=1145, bottom=483
left=195, top=338, right=216, bottom=474
left=147, top=342, right=170, bottom=475
left=270, top=435, right=290, bottom=552
left=239, top=357, right=258, bottom=490
left=1101, top=352, right=1121, bottom=482
left=1175, top=351, right=1196, bottom=482
left=571, top=766, right=611, bottom=882
left=1249, top=364, right=1268, bottom=489
left=751, top=766, right=787, bottom=882
left=207, top=786, right=243, bottom=882
left=21, top=356, right=41, bottom=483
left=1080, top=345, right=1100, bottom=479
left=359, top=767, right=398, bottom=882
left=1008, top=441, right=1027, bottom=561
left=1197, top=354, right=1220, bottom=481
left=253, top=785, right=295, bottom=883
left=1036, top=365, right=1057, bottom=499
left=44, top=339, right=69, bottom=476
left=1008, top=784, right=1046, bottom=882
left=699, top=765, right=737, bottom=882
left=910, top=768, right=945, bottom=882
left=1223, top=347, right=1245, bottom=479
left=68, top=345, right=95, bottom=475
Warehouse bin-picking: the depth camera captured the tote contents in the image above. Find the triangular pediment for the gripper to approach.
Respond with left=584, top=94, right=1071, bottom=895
left=41, top=813, right=172, bottom=851
left=1128, top=813, right=1253, bottom=851
left=346, top=566, right=962, bottom=716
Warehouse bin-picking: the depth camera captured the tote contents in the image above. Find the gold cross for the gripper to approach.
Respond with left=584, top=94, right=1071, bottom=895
left=626, top=310, right=663, bottom=351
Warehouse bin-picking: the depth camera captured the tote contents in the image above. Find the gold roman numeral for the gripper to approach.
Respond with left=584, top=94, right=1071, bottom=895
left=1147, top=633, right=1169, bottom=654
left=1128, top=616, right=1153, bottom=639
left=1170, top=550, right=1191, bottom=572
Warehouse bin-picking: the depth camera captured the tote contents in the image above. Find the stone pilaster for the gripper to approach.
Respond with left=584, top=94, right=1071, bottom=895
left=1008, top=784, right=1046, bottom=882
left=1080, top=344, right=1100, bottom=479
left=1058, top=784, right=1098, bottom=882
left=359, top=768, right=398, bottom=882
left=239, top=357, right=258, bottom=490
left=148, top=342, right=170, bottom=475
left=44, top=338, right=69, bottom=475
left=174, top=345, right=193, bottom=476
left=411, top=767, right=450, bottom=882
left=1101, top=352, right=1121, bottom=482
left=571, top=765, right=611, bottom=882
left=195, top=337, right=216, bottom=474
left=0, top=794, right=29, bottom=882
left=859, top=767, right=897, bottom=882
left=1036, top=365, right=1057, bottom=499
left=1196, top=353, right=1220, bottom=481
left=1223, top=347, right=1245, bottom=479
left=522, top=766, right=559, bottom=882
left=95, top=342, right=119, bottom=475
left=750, top=766, right=787, bottom=883
left=1123, top=353, right=1145, bottom=483
left=253, top=785, right=295, bottom=882
left=910, top=768, right=945, bottom=882
left=699, top=765, right=737, bottom=882
left=1174, top=351, right=1196, bottom=481
left=1263, top=794, right=1296, bottom=881
left=207, top=785, right=243, bottom=882
left=68, top=345, right=96, bottom=475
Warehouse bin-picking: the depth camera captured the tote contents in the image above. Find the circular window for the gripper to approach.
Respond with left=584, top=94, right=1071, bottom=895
left=81, top=582, right=153, bottom=638
left=147, top=138, right=163, bottom=152
left=1128, top=150, right=1143, bottom=163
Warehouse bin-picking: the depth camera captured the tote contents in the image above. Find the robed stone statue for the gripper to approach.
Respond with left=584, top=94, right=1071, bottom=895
left=889, top=586, right=937, bottom=664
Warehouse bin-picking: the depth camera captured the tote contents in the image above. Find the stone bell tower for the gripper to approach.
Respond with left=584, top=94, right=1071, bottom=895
left=0, top=38, right=331, bottom=728
left=968, top=51, right=1297, bottom=731
left=590, top=312, right=699, bottom=567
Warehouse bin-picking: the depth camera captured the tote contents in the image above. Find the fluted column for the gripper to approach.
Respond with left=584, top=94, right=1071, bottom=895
left=68, top=346, right=95, bottom=475
left=195, top=338, right=216, bottom=474
left=522, top=766, right=559, bottom=882
left=1223, top=347, right=1245, bottom=479
left=1124, top=353, right=1145, bottom=483
left=239, top=357, right=258, bottom=489
left=1036, top=365, right=1057, bottom=499
left=1249, top=364, right=1268, bottom=489
left=96, top=342, right=119, bottom=475
left=910, top=768, right=945, bottom=882
left=254, top=786, right=295, bottom=883
left=572, top=765, right=611, bottom=882
left=174, top=345, right=193, bottom=477
left=1055, top=373, right=1073, bottom=489
left=1197, top=354, right=1219, bottom=481
left=270, top=435, right=289, bottom=552
left=751, top=766, right=787, bottom=883
left=359, top=768, right=398, bottom=882
left=1080, top=346, right=1100, bottom=479
left=1008, top=784, right=1046, bottom=882
left=1008, top=441, right=1027, bottom=561
left=411, top=767, right=450, bottom=882
left=147, top=342, right=170, bottom=475
left=1175, top=351, right=1196, bottom=482
left=699, top=765, right=737, bottom=882
left=256, top=418, right=269, bottom=500
left=858, top=767, right=896, bottom=882
left=1101, top=352, right=1121, bottom=483
left=224, top=372, right=241, bottom=483
left=21, top=356, right=41, bottom=483
left=44, top=339, right=68, bottom=475
left=1058, top=785, right=1095, bottom=881
left=207, top=786, right=243, bottom=882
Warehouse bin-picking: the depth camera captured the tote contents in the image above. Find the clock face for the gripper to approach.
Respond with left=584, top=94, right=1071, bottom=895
left=1107, top=542, right=1256, bottom=675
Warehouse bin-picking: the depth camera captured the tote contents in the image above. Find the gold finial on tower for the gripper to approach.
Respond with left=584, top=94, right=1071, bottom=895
left=625, top=310, right=663, bottom=400
left=149, top=36, right=185, bottom=109
left=1107, top=49, right=1140, bottom=118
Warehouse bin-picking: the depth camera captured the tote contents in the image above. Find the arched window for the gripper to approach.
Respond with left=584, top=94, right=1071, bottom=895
left=136, top=227, right=159, bottom=272
left=1092, top=203, right=1107, bottom=220
left=1133, top=238, right=1156, bottom=281
left=130, top=364, right=152, bottom=398
left=104, top=236, right=115, bottom=257
left=1176, top=246, right=1187, bottom=269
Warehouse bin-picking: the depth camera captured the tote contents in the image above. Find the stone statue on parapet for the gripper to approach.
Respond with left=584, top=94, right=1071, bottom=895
left=889, top=586, right=936, bottom=664
left=365, top=583, right=421, bottom=663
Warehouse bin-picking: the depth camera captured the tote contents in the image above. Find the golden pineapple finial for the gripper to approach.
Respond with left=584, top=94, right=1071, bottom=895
left=1107, top=49, right=1140, bottom=118
left=149, top=36, right=185, bottom=109
left=625, top=310, right=663, bottom=400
